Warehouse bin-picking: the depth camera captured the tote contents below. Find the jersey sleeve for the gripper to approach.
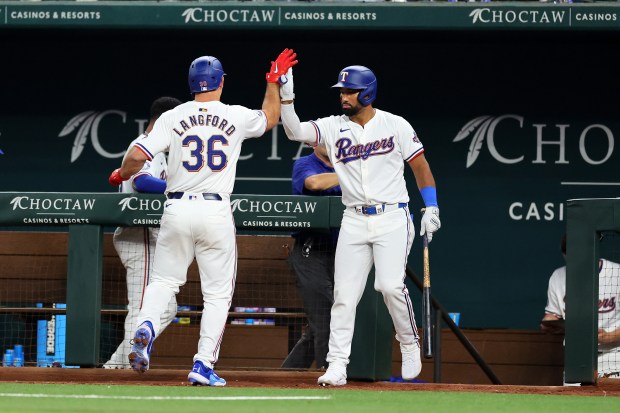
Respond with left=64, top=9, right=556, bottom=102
left=291, top=159, right=307, bottom=196
left=242, top=106, right=268, bottom=139
left=308, top=118, right=328, bottom=147
left=544, top=267, right=566, bottom=318
left=133, top=114, right=173, bottom=160
left=291, top=157, right=318, bottom=195
left=307, top=115, right=340, bottom=148
left=281, top=103, right=323, bottom=146
left=398, top=118, right=424, bottom=163
left=132, top=174, right=166, bottom=193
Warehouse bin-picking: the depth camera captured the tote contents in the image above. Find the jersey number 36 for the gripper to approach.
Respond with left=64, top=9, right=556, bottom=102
left=182, top=135, right=228, bottom=172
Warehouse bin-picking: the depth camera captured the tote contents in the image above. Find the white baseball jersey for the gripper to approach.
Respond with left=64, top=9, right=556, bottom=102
left=306, top=109, right=423, bottom=207
left=545, top=259, right=620, bottom=376
left=133, top=101, right=267, bottom=194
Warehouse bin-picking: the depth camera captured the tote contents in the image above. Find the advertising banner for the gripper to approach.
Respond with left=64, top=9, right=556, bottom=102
left=0, top=2, right=619, bottom=30
left=0, top=193, right=333, bottom=232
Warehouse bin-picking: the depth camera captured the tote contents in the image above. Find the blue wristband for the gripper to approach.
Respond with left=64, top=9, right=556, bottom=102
left=420, top=186, right=438, bottom=207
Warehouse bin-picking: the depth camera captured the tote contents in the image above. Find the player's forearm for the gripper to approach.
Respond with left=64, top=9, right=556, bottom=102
left=120, top=162, right=144, bottom=179
left=304, top=173, right=339, bottom=191
left=410, top=155, right=436, bottom=191
left=540, top=313, right=562, bottom=333
left=281, top=104, right=317, bottom=145
left=543, top=313, right=562, bottom=321
left=599, top=328, right=620, bottom=345
left=120, top=147, right=148, bottom=179
left=261, top=82, right=281, bottom=131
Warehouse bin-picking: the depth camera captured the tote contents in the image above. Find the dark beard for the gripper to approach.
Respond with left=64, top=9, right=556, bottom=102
left=342, top=105, right=361, bottom=117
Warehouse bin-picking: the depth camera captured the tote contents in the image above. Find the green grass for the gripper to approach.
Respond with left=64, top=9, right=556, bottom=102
left=0, top=383, right=617, bottom=413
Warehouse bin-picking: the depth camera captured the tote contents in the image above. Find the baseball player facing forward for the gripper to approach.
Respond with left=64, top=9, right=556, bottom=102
left=542, top=234, right=620, bottom=379
left=279, top=65, right=441, bottom=386
left=109, top=49, right=298, bottom=386
left=104, top=97, right=181, bottom=369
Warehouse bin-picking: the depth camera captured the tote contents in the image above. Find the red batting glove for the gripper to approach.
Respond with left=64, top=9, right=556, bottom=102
left=266, top=48, right=298, bottom=84
left=108, top=168, right=128, bottom=186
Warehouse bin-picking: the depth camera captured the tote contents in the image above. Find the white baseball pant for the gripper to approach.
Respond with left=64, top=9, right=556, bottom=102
left=136, top=193, right=236, bottom=369
left=326, top=205, right=418, bottom=366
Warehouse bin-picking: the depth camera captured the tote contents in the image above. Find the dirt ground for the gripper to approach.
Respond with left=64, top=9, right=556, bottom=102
left=1, top=367, right=619, bottom=396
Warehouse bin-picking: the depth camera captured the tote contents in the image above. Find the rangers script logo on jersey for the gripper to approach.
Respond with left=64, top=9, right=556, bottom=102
left=334, top=136, right=394, bottom=164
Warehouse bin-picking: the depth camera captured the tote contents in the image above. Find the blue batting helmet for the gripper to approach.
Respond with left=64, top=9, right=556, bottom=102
left=188, top=56, right=226, bottom=94
left=331, top=65, right=377, bottom=106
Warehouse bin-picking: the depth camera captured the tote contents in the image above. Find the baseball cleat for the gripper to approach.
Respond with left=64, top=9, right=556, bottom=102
left=188, top=360, right=226, bottom=386
left=128, top=321, right=154, bottom=374
left=317, top=364, right=347, bottom=387
left=401, top=344, right=422, bottom=380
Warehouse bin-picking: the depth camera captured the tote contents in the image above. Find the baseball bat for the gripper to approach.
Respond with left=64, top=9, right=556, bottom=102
left=422, top=231, right=433, bottom=359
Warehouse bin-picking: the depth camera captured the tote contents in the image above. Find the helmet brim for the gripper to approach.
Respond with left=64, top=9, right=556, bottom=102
left=331, top=82, right=364, bottom=90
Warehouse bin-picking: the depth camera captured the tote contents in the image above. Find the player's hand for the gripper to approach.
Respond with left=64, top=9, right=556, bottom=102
left=108, top=168, right=128, bottom=186
left=541, top=316, right=565, bottom=334
left=420, top=206, right=441, bottom=242
left=266, top=48, right=298, bottom=84
left=598, top=328, right=620, bottom=345
left=280, top=68, right=295, bottom=101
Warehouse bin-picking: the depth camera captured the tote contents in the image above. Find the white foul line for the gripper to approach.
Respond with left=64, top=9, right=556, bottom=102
left=561, top=182, right=620, bottom=186
left=0, top=393, right=331, bottom=401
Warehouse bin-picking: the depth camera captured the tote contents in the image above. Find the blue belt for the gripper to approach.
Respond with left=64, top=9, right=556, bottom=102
left=354, top=203, right=407, bottom=215
left=167, top=192, right=222, bottom=201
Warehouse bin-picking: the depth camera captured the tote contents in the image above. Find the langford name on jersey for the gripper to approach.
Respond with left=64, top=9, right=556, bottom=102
left=172, top=114, right=237, bottom=138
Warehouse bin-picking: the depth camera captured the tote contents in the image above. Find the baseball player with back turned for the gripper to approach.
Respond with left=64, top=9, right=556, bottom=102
left=108, top=48, right=298, bottom=386
left=279, top=63, right=441, bottom=386
left=104, top=97, right=181, bottom=369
